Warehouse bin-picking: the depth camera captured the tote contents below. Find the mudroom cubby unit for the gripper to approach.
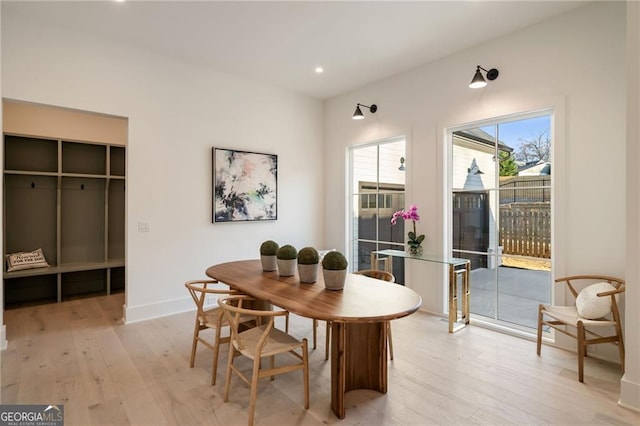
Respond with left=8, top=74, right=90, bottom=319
left=3, top=134, right=126, bottom=308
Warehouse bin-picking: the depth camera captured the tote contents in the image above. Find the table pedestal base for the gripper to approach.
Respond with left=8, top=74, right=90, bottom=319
left=330, top=322, right=387, bottom=419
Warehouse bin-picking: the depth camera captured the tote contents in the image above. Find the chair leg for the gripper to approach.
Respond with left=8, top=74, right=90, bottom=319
left=270, top=355, right=275, bottom=380
left=222, top=344, right=235, bottom=402
left=536, top=305, right=544, bottom=356
left=313, top=319, right=317, bottom=350
left=325, top=321, right=331, bottom=361
left=302, top=339, right=310, bottom=409
left=248, top=357, right=261, bottom=426
left=211, top=327, right=221, bottom=385
left=387, top=321, right=394, bottom=360
left=577, top=321, right=585, bottom=382
left=189, top=321, right=201, bottom=367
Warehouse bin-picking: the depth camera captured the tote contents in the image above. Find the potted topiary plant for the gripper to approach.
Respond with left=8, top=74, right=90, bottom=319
left=321, top=251, right=348, bottom=290
left=276, top=244, right=298, bottom=277
left=260, top=240, right=279, bottom=271
left=297, top=247, right=320, bottom=283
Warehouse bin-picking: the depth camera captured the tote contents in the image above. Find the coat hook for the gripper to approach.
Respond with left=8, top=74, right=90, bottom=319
left=31, top=182, right=35, bottom=189
left=81, top=184, right=85, bottom=190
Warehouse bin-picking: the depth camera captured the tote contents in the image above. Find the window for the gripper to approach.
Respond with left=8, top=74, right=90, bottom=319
left=360, top=191, right=396, bottom=211
left=449, top=113, right=552, bottom=331
left=349, top=137, right=406, bottom=282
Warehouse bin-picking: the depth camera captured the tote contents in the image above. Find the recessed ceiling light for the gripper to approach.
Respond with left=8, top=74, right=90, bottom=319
left=315, top=67, right=324, bottom=74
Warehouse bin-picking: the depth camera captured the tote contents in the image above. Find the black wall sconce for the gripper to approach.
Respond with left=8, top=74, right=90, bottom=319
left=469, top=65, right=499, bottom=88
left=352, top=103, right=377, bottom=120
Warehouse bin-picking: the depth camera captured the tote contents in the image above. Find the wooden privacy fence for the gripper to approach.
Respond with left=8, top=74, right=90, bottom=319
left=500, top=176, right=551, bottom=204
left=500, top=203, right=551, bottom=258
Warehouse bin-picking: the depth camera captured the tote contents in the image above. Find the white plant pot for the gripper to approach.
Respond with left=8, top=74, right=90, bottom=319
left=261, top=255, right=278, bottom=272
left=298, top=263, right=319, bottom=283
left=322, top=268, right=347, bottom=291
left=277, top=258, right=297, bottom=277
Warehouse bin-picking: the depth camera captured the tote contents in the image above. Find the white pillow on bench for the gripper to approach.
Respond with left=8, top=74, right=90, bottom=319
left=575, top=282, right=616, bottom=319
left=5, top=248, right=50, bottom=272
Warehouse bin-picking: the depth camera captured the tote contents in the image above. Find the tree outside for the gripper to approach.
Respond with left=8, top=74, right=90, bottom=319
left=499, top=151, right=518, bottom=176
left=514, top=130, right=550, bottom=163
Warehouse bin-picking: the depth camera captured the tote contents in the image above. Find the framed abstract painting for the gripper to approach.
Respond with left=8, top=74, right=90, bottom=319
left=212, top=147, right=278, bottom=222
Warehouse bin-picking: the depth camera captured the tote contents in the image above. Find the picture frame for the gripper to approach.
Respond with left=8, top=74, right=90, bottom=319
left=212, top=147, right=278, bottom=222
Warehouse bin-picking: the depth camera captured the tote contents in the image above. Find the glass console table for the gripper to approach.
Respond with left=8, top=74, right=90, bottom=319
left=371, top=249, right=471, bottom=333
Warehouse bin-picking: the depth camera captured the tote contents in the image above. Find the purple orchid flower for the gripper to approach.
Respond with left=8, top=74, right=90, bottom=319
left=391, top=204, right=425, bottom=254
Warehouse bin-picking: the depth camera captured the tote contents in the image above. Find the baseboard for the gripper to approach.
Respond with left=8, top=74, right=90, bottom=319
left=1, top=324, right=7, bottom=351
left=619, top=375, right=640, bottom=412
left=123, top=296, right=194, bottom=324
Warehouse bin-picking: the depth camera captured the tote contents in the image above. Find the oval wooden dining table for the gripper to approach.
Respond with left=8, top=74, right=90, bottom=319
left=206, top=259, right=422, bottom=419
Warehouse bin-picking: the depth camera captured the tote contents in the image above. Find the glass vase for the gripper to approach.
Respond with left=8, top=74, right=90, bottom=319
left=409, top=245, right=423, bottom=256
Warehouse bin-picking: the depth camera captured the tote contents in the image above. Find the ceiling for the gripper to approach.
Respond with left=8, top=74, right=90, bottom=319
left=2, top=1, right=589, bottom=100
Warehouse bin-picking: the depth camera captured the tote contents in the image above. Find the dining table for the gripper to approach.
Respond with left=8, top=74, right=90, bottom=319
left=205, top=259, right=422, bottom=419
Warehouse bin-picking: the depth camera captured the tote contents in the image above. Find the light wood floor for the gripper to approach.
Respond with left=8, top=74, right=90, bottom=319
left=1, top=293, right=639, bottom=426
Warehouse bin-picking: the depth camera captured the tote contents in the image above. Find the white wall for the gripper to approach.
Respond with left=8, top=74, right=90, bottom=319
left=623, top=0, right=640, bottom=412
left=1, top=12, right=324, bottom=322
left=325, top=0, right=634, bottom=400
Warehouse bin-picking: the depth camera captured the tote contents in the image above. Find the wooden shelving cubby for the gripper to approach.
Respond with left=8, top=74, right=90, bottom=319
left=3, top=134, right=126, bottom=308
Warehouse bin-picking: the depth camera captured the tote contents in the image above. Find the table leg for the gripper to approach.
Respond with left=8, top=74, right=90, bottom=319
left=383, top=256, right=391, bottom=273
left=330, top=321, right=387, bottom=419
left=448, top=264, right=457, bottom=333
left=462, top=262, right=470, bottom=325
left=449, top=262, right=471, bottom=332
left=370, top=252, right=391, bottom=272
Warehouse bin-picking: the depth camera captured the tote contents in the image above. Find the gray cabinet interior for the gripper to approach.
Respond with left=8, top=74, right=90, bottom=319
left=3, top=134, right=126, bottom=307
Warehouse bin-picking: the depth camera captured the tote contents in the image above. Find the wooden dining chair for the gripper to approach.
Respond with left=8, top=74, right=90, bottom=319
left=184, top=279, right=248, bottom=385
left=323, top=269, right=396, bottom=361
left=218, top=295, right=309, bottom=426
left=536, top=275, right=625, bottom=382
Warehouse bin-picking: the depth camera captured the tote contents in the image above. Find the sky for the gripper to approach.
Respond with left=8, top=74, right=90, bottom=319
left=481, top=115, right=551, bottom=163
left=498, top=115, right=551, bottom=150
left=481, top=114, right=551, bottom=150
